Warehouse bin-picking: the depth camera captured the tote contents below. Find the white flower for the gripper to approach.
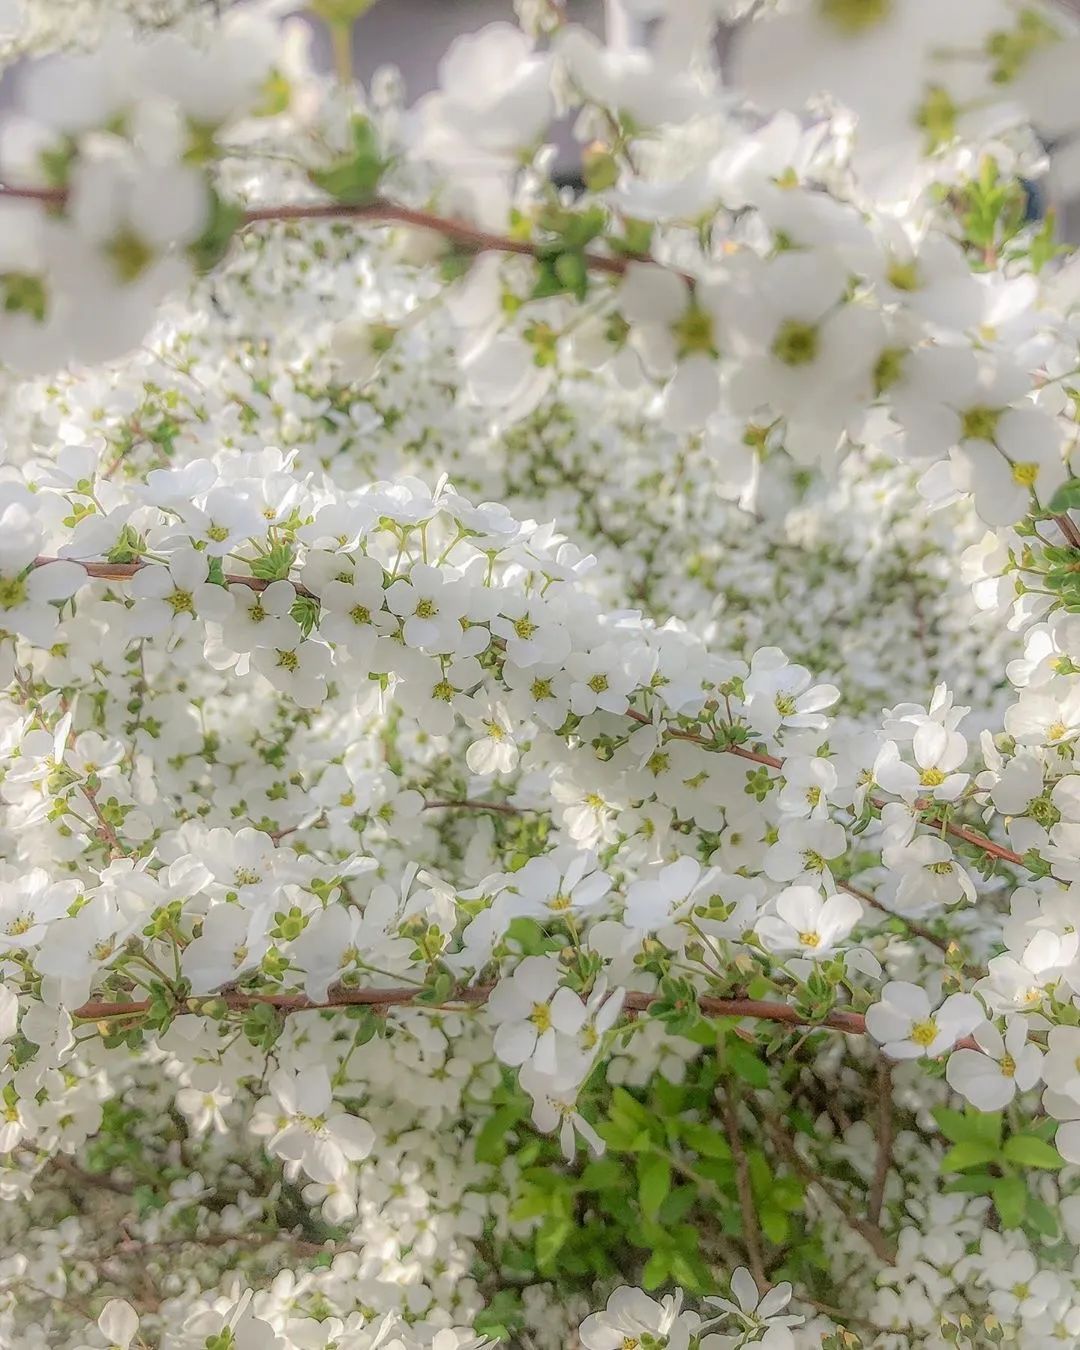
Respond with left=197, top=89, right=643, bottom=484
left=702, top=1267, right=802, bottom=1344
left=128, top=548, right=231, bottom=638
left=946, top=1018, right=1043, bottom=1110
left=579, top=1286, right=693, bottom=1350
left=94, top=1300, right=139, bottom=1350
left=486, top=954, right=583, bottom=1076
left=250, top=1065, right=375, bottom=1184
left=464, top=698, right=519, bottom=776
left=385, top=563, right=470, bottom=654
left=866, top=983, right=983, bottom=1059
left=743, top=647, right=840, bottom=737
left=755, top=885, right=861, bottom=957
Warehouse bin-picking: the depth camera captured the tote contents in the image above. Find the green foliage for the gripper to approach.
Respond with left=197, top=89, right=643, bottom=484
left=934, top=1106, right=1061, bottom=1233
left=310, top=116, right=387, bottom=206
left=188, top=191, right=244, bottom=274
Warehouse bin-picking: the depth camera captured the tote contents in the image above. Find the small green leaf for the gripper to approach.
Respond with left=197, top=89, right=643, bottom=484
left=474, top=1103, right=525, bottom=1165
left=1001, top=1134, right=1063, bottom=1169
left=310, top=115, right=386, bottom=206
left=941, top=1141, right=1000, bottom=1172
left=728, top=1043, right=770, bottom=1089
left=534, top=1215, right=573, bottom=1272
left=991, top=1174, right=1028, bottom=1228
left=681, top=1123, right=732, bottom=1159
left=760, top=1206, right=790, bottom=1245
left=1047, top=479, right=1080, bottom=515
left=188, top=190, right=244, bottom=274
left=636, top=1152, right=671, bottom=1219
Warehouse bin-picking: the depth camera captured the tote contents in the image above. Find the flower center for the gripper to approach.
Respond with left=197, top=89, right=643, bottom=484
left=0, top=575, right=28, bottom=611
left=588, top=673, right=609, bottom=694
left=960, top=404, right=1001, bottom=444
left=885, top=258, right=919, bottom=291
left=919, top=767, right=946, bottom=787
left=414, top=597, right=438, bottom=620
left=772, top=319, right=820, bottom=367
left=910, top=1018, right=938, bottom=1047
left=350, top=604, right=371, bottom=625
left=167, top=588, right=195, bottom=616
left=1000, top=1054, right=1016, bottom=1078
left=276, top=649, right=299, bottom=672
left=819, top=0, right=891, bottom=35
left=1011, top=461, right=1039, bottom=487
left=514, top=616, right=537, bottom=640
left=530, top=1003, right=552, bottom=1032
left=799, top=930, right=821, bottom=948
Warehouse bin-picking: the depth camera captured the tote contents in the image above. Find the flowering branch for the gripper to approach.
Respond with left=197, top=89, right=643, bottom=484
left=71, top=984, right=982, bottom=1051
left=0, top=185, right=644, bottom=279
left=720, top=1083, right=768, bottom=1292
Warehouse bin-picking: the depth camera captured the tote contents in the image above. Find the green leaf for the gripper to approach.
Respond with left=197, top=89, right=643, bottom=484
left=610, top=1087, right=652, bottom=1127
left=760, top=1206, right=790, bottom=1245
left=188, top=190, right=244, bottom=274
left=658, top=1184, right=698, bottom=1225
left=534, top=1215, right=573, bottom=1272
left=641, top=1250, right=669, bottom=1290
left=310, top=115, right=386, bottom=206
left=941, top=1141, right=1001, bottom=1172
left=249, top=543, right=296, bottom=582
left=1047, top=479, right=1080, bottom=515
left=474, top=1103, right=525, bottom=1165
left=932, top=1106, right=1002, bottom=1147
left=636, top=1152, right=671, bottom=1220
left=728, top=1043, right=770, bottom=1089
left=680, top=1122, right=732, bottom=1159
left=991, top=1175, right=1028, bottom=1228
left=1001, top=1134, right=1064, bottom=1169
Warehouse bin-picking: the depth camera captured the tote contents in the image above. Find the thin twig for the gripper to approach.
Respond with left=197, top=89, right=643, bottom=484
left=35, top=552, right=1031, bottom=876
left=867, top=1061, right=894, bottom=1227
left=765, top=1118, right=896, bottom=1265
left=0, top=185, right=666, bottom=281
left=423, top=798, right=526, bottom=816
left=720, top=1083, right=768, bottom=1292
left=837, top=879, right=982, bottom=977
left=73, top=985, right=881, bottom=1035
left=624, top=709, right=1027, bottom=869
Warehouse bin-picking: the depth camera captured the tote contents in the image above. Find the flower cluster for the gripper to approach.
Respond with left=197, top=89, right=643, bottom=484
left=3, top=0, right=1080, bottom=1346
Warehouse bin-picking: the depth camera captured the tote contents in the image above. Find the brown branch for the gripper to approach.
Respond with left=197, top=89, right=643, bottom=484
left=71, top=983, right=981, bottom=1058
left=867, top=1061, right=893, bottom=1227
left=73, top=984, right=872, bottom=1032
left=765, top=1118, right=896, bottom=1265
left=33, top=557, right=1026, bottom=873
left=1056, top=514, right=1080, bottom=550
left=0, top=185, right=650, bottom=280
left=32, top=555, right=317, bottom=600
left=423, top=798, right=525, bottom=816
left=837, top=879, right=982, bottom=977
left=51, top=1152, right=135, bottom=1195
left=79, top=783, right=130, bottom=859
left=720, top=1083, right=767, bottom=1292
left=624, top=709, right=1027, bottom=869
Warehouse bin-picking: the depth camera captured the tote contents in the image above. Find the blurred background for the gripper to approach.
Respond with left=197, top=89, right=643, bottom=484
left=303, top=0, right=1080, bottom=233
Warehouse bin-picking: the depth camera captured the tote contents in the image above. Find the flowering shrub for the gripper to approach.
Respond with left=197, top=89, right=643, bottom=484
left=5, top=0, right=1080, bottom=1344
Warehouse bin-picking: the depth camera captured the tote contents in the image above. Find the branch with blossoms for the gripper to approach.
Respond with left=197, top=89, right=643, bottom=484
left=8, top=1, right=1080, bottom=1345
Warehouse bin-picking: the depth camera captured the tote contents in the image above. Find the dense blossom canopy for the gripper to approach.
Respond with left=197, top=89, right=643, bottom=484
left=4, top=0, right=1080, bottom=1346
